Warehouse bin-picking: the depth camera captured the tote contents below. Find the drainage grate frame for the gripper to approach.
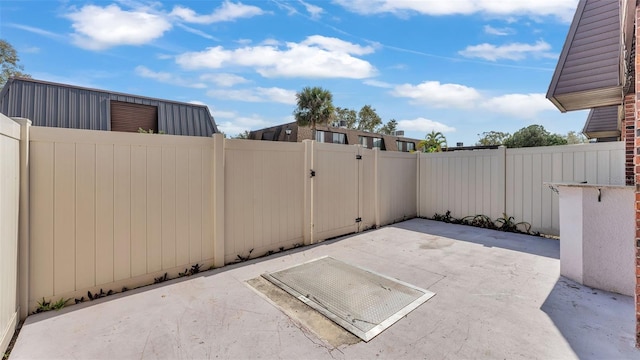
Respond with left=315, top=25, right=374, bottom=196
left=262, top=256, right=435, bottom=341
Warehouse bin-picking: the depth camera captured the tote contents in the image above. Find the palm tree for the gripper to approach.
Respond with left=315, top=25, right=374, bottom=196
left=293, top=86, right=335, bottom=140
left=419, top=131, right=448, bottom=152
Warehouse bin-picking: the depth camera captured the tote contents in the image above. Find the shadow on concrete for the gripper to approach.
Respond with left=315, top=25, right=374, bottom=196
left=540, top=277, right=637, bottom=359
left=388, top=218, right=560, bottom=259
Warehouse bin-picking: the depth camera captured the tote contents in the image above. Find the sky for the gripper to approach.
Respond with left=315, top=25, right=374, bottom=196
left=0, top=0, right=587, bottom=145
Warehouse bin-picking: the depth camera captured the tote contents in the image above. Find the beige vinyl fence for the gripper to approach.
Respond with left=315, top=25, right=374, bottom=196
left=28, top=126, right=222, bottom=310
left=22, top=126, right=415, bottom=313
left=224, top=140, right=306, bottom=263
left=0, top=114, right=20, bottom=355
left=10, top=122, right=626, bottom=319
left=418, top=142, right=625, bottom=235
left=377, top=150, right=418, bottom=225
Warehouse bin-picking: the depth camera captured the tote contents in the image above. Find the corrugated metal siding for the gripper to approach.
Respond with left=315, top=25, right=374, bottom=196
left=555, top=0, right=620, bottom=94
left=0, top=78, right=216, bottom=136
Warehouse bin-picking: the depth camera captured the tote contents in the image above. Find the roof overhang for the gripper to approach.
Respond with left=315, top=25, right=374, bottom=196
left=549, top=86, right=622, bottom=112
left=585, top=130, right=620, bottom=139
left=582, top=105, right=621, bottom=139
left=547, top=0, right=622, bottom=112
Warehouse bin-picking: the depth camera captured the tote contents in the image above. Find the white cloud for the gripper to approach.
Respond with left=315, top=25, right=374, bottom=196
left=176, top=35, right=376, bottom=79
left=483, top=25, right=515, bottom=36
left=216, top=114, right=272, bottom=136
left=392, top=81, right=481, bottom=108
left=207, top=87, right=296, bottom=104
left=333, top=0, right=578, bottom=22
left=393, top=79, right=557, bottom=120
left=458, top=40, right=556, bottom=61
left=261, top=38, right=281, bottom=46
left=66, top=4, right=172, bottom=50
left=363, top=79, right=394, bottom=88
left=481, top=93, right=557, bottom=119
left=135, top=66, right=206, bottom=88
left=170, top=1, right=264, bottom=24
left=300, top=35, right=376, bottom=55
left=200, top=73, right=249, bottom=87
left=398, top=118, right=456, bottom=133
left=299, top=0, right=324, bottom=18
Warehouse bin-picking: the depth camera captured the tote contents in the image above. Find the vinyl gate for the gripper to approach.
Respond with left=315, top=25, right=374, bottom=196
left=310, top=142, right=377, bottom=243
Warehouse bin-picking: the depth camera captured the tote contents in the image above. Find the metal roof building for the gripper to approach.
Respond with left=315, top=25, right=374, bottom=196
left=0, top=77, right=218, bottom=136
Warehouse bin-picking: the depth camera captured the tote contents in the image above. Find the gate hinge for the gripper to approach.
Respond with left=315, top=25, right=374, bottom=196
left=355, top=217, right=362, bottom=223
left=310, top=169, right=316, bottom=177
left=356, top=155, right=362, bottom=160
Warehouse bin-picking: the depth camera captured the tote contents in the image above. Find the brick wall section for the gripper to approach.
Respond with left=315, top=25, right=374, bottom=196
left=625, top=94, right=635, bottom=186
left=635, top=5, right=640, bottom=348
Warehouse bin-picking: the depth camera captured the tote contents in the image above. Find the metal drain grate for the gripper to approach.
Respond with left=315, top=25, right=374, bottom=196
left=262, top=256, right=435, bottom=341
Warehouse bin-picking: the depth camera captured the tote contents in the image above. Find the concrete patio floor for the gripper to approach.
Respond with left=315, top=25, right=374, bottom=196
left=9, top=219, right=639, bottom=359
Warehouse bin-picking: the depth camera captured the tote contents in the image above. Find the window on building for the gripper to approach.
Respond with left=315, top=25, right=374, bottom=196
left=261, top=131, right=275, bottom=140
left=333, top=133, right=347, bottom=144
left=316, top=130, right=325, bottom=142
left=397, top=140, right=415, bottom=152
left=359, top=136, right=368, bottom=148
left=110, top=101, right=158, bottom=133
left=372, top=137, right=384, bottom=149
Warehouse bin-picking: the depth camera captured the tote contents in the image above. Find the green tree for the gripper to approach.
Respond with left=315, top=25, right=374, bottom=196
left=334, top=107, right=357, bottom=129
left=378, top=119, right=398, bottom=135
left=293, top=86, right=335, bottom=139
left=565, top=131, right=587, bottom=144
left=1, top=39, right=30, bottom=87
left=233, top=130, right=250, bottom=139
left=356, top=105, right=382, bottom=132
left=419, top=131, right=448, bottom=152
left=476, top=131, right=510, bottom=146
left=503, top=125, right=568, bottom=148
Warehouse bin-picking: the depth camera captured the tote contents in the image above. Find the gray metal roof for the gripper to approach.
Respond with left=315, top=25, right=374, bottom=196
left=0, top=77, right=218, bottom=136
left=547, top=0, right=622, bottom=112
left=583, top=105, right=620, bottom=139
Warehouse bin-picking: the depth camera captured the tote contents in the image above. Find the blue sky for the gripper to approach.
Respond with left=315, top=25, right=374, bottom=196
left=1, top=0, right=586, bottom=144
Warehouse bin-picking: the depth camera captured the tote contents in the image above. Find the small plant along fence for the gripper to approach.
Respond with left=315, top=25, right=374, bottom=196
left=417, top=143, right=624, bottom=235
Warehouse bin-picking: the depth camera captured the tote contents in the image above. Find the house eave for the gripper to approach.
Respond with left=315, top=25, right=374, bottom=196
left=549, top=86, right=623, bottom=112
left=583, top=130, right=620, bottom=139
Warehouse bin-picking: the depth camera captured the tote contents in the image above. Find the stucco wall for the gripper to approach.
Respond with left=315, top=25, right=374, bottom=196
left=558, top=185, right=634, bottom=296
left=582, top=187, right=634, bottom=296
left=558, top=187, right=583, bottom=284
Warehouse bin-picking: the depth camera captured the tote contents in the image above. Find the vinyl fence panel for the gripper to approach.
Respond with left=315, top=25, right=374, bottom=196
left=28, top=127, right=215, bottom=309
left=0, top=114, right=20, bottom=355
left=223, top=139, right=306, bottom=263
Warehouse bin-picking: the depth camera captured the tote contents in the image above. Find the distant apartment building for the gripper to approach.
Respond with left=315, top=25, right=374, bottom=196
left=248, top=122, right=421, bottom=152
